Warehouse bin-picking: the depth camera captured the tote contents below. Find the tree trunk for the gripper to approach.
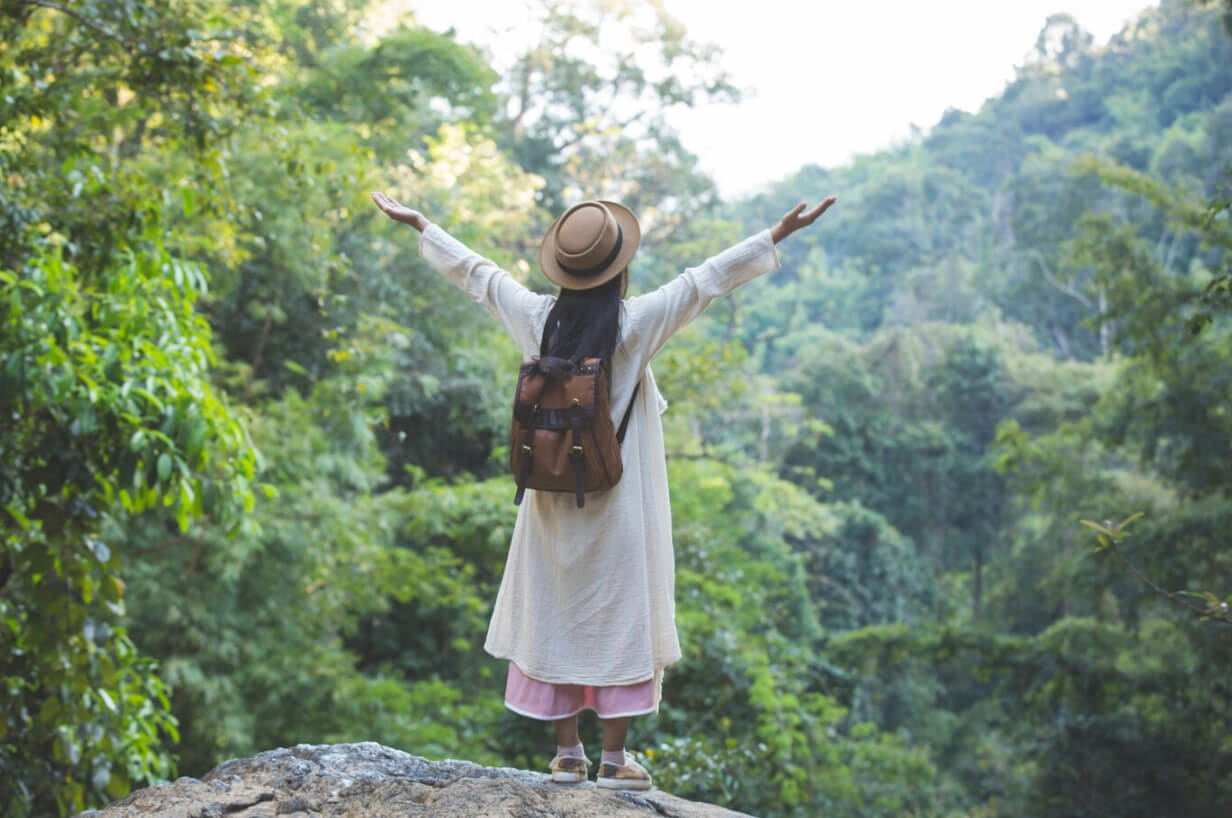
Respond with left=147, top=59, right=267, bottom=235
left=1062, top=530, right=1072, bottom=617
left=760, top=403, right=771, bottom=462
left=1098, top=286, right=1110, bottom=356
left=973, top=548, right=983, bottom=624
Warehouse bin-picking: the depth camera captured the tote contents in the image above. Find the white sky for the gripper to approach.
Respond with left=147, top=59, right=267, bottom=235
left=410, top=0, right=1160, bottom=197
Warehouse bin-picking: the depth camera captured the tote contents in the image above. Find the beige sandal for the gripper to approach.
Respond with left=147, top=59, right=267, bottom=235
left=549, top=754, right=590, bottom=783
left=596, top=754, right=652, bottom=791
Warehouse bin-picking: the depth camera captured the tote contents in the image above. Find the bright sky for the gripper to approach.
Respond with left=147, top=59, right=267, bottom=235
left=410, top=0, right=1160, bottom=197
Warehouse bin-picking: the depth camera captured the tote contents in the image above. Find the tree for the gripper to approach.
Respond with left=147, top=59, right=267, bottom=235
left=494, top=0, right=739, bottom=239
left=0, top=236, right=258, bottom=815
left=0, top=3, right=261, bottom=813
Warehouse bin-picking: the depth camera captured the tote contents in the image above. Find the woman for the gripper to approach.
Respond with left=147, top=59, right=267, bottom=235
left=371, top=191, right=835, bottom=790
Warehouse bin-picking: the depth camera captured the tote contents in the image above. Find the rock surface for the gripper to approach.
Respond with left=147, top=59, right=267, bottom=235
left=77, top=741, right=755, bottom=817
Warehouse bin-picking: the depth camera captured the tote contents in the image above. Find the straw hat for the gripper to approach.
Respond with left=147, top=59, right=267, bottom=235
left=539, top=200, right=641, bottom=290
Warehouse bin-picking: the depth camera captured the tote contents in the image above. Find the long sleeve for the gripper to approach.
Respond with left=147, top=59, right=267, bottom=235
left=418, top=223, right=553, bottom=356
left=624, top=229, right=780, bottom=368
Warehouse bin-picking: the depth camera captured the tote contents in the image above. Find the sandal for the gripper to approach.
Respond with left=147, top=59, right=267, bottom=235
left=549, top=754, right=589, bottom=783
left=596, top=753, right=652, bottom=791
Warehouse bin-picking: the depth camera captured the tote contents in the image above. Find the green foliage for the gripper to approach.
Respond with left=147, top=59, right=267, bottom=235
left=111, top=363, right=509, bottom=774
left=646, top=459, right=939, bottom=816
left=1, top=2, right=261, bottom=812
left=776, top=323, right=1013, bottom=620
left=0, top=239, right=256, bottom=814
left=802, top=502, right=933, bottom=632
left=4, top=1, right=1232, bottom=816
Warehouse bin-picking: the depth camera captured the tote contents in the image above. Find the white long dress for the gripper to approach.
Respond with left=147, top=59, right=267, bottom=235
left=419, top=224, right=780, bottom=686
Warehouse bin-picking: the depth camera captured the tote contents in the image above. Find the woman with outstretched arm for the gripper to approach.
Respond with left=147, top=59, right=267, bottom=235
left=371, top=190, right=835, bottom=790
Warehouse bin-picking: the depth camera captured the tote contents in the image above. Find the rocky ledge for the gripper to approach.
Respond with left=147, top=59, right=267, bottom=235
left=77, top=741, right=754, bottom=817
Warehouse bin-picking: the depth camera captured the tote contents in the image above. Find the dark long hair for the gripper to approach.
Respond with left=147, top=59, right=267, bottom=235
left=539, top=271, right=625, bottom=363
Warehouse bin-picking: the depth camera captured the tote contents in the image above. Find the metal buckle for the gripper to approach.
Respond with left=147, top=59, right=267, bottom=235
left=522, top=444, right=533, bottom=453
left=571, top=445, right=583, bottom=454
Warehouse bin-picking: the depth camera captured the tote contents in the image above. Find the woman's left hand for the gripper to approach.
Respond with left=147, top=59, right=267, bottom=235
left=770, top=196, right=837, bottom=244
left=371, top=191, right=429, bottom=232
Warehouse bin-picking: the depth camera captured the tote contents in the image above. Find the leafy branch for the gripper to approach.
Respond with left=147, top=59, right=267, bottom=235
left=1080, top=513, right=1232, bottom=624
left=1189, top=185, right=1232, bottom=335
left=12, top=0, right=131, bottom=45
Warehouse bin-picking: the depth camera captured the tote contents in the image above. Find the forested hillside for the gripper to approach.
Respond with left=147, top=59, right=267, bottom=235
left=2, top=1, right=1230, bottom=816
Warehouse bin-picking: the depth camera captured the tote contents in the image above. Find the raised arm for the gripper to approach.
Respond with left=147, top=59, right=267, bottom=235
left=370, top=191, right=551, bottom=356
left=625, top=196, right=836, bottom=365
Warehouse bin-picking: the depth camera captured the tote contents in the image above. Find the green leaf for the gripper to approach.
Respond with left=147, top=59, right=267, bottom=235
left=133, top=388, right=165, bottom=413
left=102, top=688, right=121, bottom=717
left=5, top=503, right=30, bottom=531
left=1078, top=519, right=1111, bottom=535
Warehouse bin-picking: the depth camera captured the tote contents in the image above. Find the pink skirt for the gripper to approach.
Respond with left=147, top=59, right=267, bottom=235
left=504, top=662, right=663, bottom=720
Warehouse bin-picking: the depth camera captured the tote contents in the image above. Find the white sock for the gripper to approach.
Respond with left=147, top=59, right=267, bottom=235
left=601, top=749, right=626, bottom=766
left=557, top=741, right=584, bottom=759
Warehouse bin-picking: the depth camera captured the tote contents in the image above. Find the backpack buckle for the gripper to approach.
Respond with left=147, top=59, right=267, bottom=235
left=571, top=444, right=583, bottom=454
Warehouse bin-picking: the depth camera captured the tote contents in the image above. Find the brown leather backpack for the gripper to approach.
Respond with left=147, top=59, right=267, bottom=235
left=510, top=356, right=638, bottom=507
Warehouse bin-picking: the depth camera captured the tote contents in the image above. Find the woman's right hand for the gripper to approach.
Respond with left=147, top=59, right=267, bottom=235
left=769, top=196, right=836, bottom=244
left=371, top=191, right=429, bottom=232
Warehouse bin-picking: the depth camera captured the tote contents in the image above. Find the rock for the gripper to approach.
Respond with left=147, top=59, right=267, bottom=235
left=76, top=741, right=755, bottom=817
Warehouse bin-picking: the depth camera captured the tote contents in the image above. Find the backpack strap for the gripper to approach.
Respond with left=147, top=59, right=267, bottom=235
left=569, top=401, right=586, bottom=508
left=616, top=382, right=641, bottom=444
left=513, top=405, right=537, bottom=506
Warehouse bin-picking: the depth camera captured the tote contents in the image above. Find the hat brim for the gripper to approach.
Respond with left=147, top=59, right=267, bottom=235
left=539, top=200, right=641, bottom=291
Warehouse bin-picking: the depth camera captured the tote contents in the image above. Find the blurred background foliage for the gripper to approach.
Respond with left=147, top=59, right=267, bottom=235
left=2, top=0, right=1231, bottom=815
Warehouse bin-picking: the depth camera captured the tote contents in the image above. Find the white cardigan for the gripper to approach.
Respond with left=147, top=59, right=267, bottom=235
left=419, top=223, right=780, bottom=685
